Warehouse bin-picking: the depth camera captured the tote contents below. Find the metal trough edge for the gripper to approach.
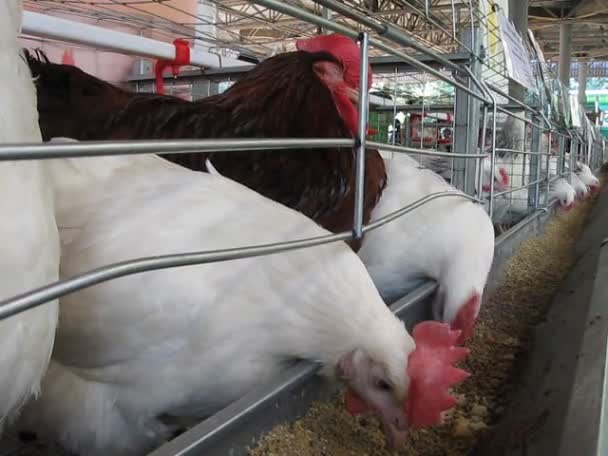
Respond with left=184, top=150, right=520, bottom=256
left=559, top=237, right=608, bottom=456
left=149, top=207, right=554, bottom=456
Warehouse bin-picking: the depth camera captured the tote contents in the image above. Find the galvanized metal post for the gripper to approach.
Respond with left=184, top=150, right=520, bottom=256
left=392, top=67, right=398, bottom=145
left=559, top=23, right=573, bottom=87
left=508, top=0, right=529, bottom=102
left=558, top=134, right=566, bottom=176
left=320, top=6, right=331, bottom=34
left=453, top=26, right=482, bottom=196
left=353, top=32, right=370, bottom=239
left=528, top=118, right=542, bottom=209
left=578, top=59, right=588, bottom=105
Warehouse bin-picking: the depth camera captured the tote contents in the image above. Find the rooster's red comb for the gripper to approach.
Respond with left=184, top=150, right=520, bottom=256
left=296, top=33, right=373, bottom=89
left=406, top=321, right=470, bottom=428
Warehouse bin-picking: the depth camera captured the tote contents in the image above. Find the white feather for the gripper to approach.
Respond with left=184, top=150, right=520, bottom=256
left=18, top=152, right=412, bottom=456
left=205, top=158, right=221, bottom=176
left=549, top=177, right=576, bottom=207
left=0, top=0, right=60, bottom=432
left=570, top=171, right=589, bottom=198
left=358, top=152, right=494, bottom=324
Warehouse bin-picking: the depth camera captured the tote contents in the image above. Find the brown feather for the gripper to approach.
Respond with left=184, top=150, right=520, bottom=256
left=25, top=49, right=386, bottom=251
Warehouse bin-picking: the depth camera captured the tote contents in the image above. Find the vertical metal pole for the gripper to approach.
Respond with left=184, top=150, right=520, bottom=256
left=578, top=59, right=588, bottom=105
left=529, top=118, right=542, bottom=209
left=508, top=0, right=528, bottom=102
left=489, top=103, right=497, bottom=217
left=353, top=32, right=369, bottom=239
left=420, top=79, right=426, bottom=150
left=478, top=104, right=488, bottom=195
left=545, top=130, right=552, bottom=204
left=559, top=23, right=573, bottom=87
left=570, top=137, right=576, bottom=184
left=559, top=134, right=566, bottom=176
left=320, top=6, right=331, bottom=34
left=392, top=67, right=398, bottom=145
left=450, top=0, right=456, bottom=39
left=453, top=27, right=481, bottom=196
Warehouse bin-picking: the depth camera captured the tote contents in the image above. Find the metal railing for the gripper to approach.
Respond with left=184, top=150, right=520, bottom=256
left=3, top=1, right=604, bottom=323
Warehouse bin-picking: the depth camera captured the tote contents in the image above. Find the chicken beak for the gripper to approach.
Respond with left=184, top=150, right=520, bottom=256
left=381, top=418, right=409, bottom=449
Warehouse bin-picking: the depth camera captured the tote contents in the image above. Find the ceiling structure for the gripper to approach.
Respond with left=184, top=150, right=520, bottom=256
left=23, top=1, right=483, bottom=60
left=22, top=0, right=608, bottom=73
left=529, top=0, right=608, bottom=59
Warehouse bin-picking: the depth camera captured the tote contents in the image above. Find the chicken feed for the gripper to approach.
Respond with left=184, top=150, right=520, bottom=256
left=250, top=182, right=602, bottom=456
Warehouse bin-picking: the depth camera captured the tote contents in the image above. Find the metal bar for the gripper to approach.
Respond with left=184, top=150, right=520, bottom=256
left=320, top=5, right=331, bottom=34
left=369, top=141, right=487, bottom=158
left=559, top=23, right=573, bottom=87
left=489, top=97, right=498, bottom=217
left=353, top=32, right=370, bottom=239
left=450, top=0, right=456, bottom=39
left=486, top=82, right=544, bottom=118
left=495, top=148, right=551, bottom=156
left=21, top=11, right=247, bottom=69
left=0, top=187, right=481, bottom=321
left=0, top=138, right=354, bottom=161
left=392, top=68, right=398, bottom=145
left=363, top=191, right=481, bottom=232
left=507, top=0, right=529, bottom=102
left=478, top=104, right=488, bottom=193
left=530, top=117, right=542, bottom=209
left=578, top=60, right=588, bottom=105
left=544, top=130, right=552, bottom=206
left=494, top=177, right=548, bottom=198
left=495, top=105, right=548, bottom=131
left=466, top=28, right=482, bottom=196
left=0, top=231, right=349, bottom=321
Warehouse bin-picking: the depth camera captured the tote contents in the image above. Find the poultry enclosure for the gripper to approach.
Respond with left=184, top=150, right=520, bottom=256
left=1, top=0, right=608, bottom=456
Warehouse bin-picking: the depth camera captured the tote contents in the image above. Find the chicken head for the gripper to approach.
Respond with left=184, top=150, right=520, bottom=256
left=338, top=321, right=469, bottom=448
left=450, top=292, right=481, bottom=344
left=481, top=158, right=510, bottom=193
left=296, top=33, right=375, bottom=137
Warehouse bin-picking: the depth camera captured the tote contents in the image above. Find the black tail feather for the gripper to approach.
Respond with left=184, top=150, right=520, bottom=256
left=22, top=47, right=51, bottom=76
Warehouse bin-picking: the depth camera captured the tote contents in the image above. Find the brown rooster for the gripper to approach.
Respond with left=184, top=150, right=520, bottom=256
left=25, top=34, right=386, bottom=251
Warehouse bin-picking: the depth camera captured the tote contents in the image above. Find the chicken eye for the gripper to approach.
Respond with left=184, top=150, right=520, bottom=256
left=375, top=378, right=392, bottom=391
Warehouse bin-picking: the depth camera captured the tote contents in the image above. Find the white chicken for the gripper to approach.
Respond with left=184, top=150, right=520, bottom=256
left=409, top=153, right=510, bottom=196
left=575, top=161, right=600, bottom=193
left=358, top=152, right=495, bottom=344
left=548, top=177, right=576, bottom=211
left=18, top=143, right=469, bottom=455
left=570, top=171, right=589, bottom=200
left=0, top=0, right=60, bottom=432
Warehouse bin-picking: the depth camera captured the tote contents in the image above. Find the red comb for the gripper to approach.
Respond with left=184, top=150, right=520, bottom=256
left=344, top=388, right=370, bottom=414
left=499, top=167, right=509, bottom=186
left=296, top=33, right=373, bottom=89
left=62, top=48, right=75, bottom=66
left=450, top=293, right=481, bottom=345
left=406, top=321, right=470, bottom=428
left=498, top=168, right=509, bottom=190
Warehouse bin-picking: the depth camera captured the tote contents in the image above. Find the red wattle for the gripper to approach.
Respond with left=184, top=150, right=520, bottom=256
left=344, top=388, right=371, bottom=415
